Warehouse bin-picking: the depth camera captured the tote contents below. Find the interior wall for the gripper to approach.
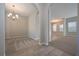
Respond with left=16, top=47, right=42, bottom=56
left=51, top=16, right=78, bottom=38
left=66, top=16, right=78, bottom=36
left=5, top=13, right=28, bottom=39
left=28, top=11, right=40, bottom=40
left=76, top=3, right=79, bottom=55
left=0, top=3, right=5, bottom=56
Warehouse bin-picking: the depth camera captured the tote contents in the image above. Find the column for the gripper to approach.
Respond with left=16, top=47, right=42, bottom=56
left=48, top=7, right=52, bottom=42
left=38, top=4, right=49, bottom=45
left=49, top=23, right=52, bottom=42
left=64, top=18, right=67, bottom=36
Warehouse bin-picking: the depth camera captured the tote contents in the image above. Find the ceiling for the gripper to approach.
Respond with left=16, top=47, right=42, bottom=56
left=49, top=3, right=78, bottom=19
left=6, top=3, right=78, bottom=18
left=50, top=18, right=64, bottom=23
left=5, top=3, right=37, bottom=16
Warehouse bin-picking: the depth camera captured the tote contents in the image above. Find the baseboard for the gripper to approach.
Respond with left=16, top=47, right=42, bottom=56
left=28, top=36, right=40, bottom=40
left=39, top=42, right=48, bottom=46
left=6, top=35, right=28, bottom=40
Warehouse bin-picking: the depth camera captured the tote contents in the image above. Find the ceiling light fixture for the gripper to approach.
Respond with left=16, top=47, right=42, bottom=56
left=8, top=5, right=19, bottom=20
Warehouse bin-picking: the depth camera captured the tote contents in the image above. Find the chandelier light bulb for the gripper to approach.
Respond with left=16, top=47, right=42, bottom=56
left=8, top=13, right=12, bottom=17
left=15, top=14, right=19, bottom=19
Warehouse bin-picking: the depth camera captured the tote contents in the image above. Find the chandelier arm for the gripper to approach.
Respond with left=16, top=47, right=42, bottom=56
left=8, top=5, right=19, bottom=20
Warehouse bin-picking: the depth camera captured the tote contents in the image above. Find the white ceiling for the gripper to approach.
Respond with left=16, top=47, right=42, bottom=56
left=5, top=3, right=37, bottom=16
left=6, top=3, right=78, bottom=18
left=49, top=3, right=78, bottom=19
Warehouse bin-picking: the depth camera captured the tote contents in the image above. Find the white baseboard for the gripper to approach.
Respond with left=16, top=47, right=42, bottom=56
left=6, top=35, right=28, bottom=39
left=39, top=42, right=48, bottom=46
left=29, top=36, right=40, bottom=40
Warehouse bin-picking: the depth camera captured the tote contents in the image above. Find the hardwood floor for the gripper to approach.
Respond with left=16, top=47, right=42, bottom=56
left=50, top=32, right=76, bottom=56
left=5, top=37, right=71, bottom=56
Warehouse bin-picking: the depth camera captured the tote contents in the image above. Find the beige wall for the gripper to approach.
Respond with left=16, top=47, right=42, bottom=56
left=5, top=14, right=28, bottom=39
left=28, top=11, right=40, bottom=40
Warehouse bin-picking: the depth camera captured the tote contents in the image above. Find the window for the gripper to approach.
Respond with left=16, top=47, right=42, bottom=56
left=53, top=24, right=57, bottom=32
left=68, top=22, right=77, bottom=32
left=59, top=24, right=64, bottom=32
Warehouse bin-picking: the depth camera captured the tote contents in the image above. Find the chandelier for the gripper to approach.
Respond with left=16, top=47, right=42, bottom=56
left=8, top=5, right=19, bottom=20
